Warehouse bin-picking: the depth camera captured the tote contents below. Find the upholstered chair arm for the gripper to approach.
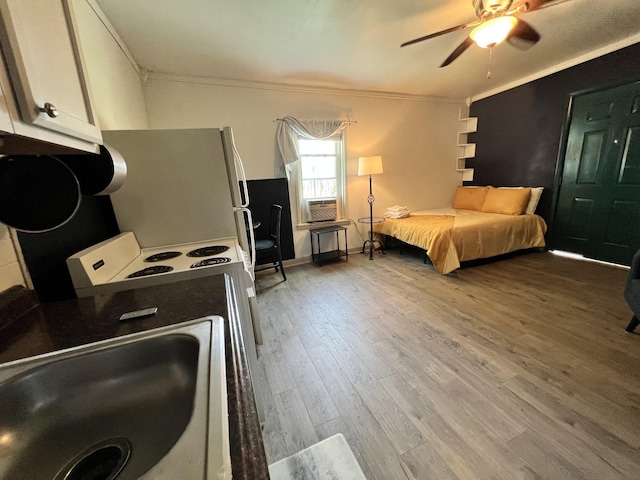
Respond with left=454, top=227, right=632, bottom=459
left=624, top=249, right=640, bottom=309
left=629, top=249, right=640, bottom=281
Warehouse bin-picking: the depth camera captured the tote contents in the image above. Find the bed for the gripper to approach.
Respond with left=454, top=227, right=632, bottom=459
left=374, top=186, right=547, bottom=274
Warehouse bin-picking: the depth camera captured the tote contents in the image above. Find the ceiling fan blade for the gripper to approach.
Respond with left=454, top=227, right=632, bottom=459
left=507, top=19, right=540, bottom=50
left=440, top=37, right=475, bottom=67
left=401, top=22, right=472, bottom=48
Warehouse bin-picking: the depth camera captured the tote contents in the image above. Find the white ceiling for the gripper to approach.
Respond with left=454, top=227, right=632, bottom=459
left=94, top=0, right=640, bottom=100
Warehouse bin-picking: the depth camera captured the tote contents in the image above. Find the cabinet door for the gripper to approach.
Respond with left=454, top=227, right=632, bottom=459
left=0, top=0, right=101, bottom=144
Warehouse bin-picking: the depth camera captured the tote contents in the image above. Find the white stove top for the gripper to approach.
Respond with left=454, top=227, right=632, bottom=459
left=67, top=232, right=244, bottom=297
left=113, top=238, right=240, bottom=281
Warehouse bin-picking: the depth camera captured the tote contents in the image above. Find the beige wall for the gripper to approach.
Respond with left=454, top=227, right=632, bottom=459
left=73, top=0, right=148, bottom=130
left=143, top=76, right=464, bottom=257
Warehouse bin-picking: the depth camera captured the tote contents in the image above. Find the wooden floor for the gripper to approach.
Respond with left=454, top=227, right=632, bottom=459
left=254, top=248, right=640, bottom=480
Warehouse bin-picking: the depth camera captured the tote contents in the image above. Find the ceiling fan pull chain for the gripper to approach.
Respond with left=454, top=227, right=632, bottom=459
left=487, top=46, right=493, bottom=79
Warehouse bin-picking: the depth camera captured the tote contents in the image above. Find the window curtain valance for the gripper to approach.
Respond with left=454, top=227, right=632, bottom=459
left=276, top=116, right=348, bottom=177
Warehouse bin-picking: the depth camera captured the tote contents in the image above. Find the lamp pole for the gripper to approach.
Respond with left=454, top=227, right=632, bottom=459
left=358, top=155, right=383, bottom=260
left=366, top=174, right=375, bottom=260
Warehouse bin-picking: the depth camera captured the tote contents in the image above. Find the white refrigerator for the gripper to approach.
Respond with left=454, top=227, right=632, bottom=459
left=102, top=127, right=263, bottom=418
left=102, top=128, right=253, bottom=249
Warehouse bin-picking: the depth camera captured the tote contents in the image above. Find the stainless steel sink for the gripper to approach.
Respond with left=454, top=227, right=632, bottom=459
left=0, top=317, right=231, bottom=480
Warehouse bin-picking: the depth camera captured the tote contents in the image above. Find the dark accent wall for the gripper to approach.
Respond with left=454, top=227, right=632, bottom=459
left=18, top=196, right=119, bottom=302
left=247, top=178, right=295, bottom=260
left=467, top=42, right=640, bottom=224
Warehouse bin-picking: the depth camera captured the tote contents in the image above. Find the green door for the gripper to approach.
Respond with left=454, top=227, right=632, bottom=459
left=553, top=81, right=640, bottom=265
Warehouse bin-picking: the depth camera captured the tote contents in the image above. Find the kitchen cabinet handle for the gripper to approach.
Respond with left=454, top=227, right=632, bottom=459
left=38, top=102, right=59, bottom=118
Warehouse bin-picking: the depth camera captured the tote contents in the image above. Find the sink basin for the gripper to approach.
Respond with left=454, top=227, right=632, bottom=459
left=0, top=317, right=230, bottom=480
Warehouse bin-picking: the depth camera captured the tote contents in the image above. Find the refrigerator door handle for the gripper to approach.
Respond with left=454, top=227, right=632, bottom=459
left=233, top=144, right=249, bottom=209
left=241, top=207, right=256, bottom=269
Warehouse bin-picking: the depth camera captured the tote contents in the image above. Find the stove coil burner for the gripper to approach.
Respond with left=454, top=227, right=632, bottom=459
left=144, top=251, right=182, bottom=262
left=186, top=245, right=229, bottom=257
left=127, top=265, right=174, bottom=278
left=190, top=257, right=232, bottom=268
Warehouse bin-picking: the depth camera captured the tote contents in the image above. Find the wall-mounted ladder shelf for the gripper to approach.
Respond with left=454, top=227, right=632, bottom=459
left=457, top=108, right=477, bottom=182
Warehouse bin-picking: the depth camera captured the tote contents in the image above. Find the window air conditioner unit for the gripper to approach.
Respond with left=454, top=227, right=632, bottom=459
left=305, top=198, right=338, bottom=223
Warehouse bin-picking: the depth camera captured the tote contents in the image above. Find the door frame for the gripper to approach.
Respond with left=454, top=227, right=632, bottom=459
left=549, top=77, right=640, bottom=250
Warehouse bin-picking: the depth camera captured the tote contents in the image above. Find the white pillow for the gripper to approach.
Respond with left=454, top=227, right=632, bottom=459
left=527, top=187, right=544, bottom=214
left=498, top=187, right=543, bottom=214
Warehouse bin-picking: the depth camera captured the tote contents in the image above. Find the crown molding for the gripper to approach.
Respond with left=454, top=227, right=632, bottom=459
left=146, top=71, right=461, bottom=103
left=471, top=34, right=640, bottom=102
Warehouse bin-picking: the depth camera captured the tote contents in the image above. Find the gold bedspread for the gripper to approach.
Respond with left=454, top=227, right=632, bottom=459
left=373, top=209, right=547, bottom=274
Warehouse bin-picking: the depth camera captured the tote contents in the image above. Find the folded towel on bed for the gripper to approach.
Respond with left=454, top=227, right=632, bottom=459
left=386, top=205, right=408, bottom=212
left=385, top=205, right=410, bottom=219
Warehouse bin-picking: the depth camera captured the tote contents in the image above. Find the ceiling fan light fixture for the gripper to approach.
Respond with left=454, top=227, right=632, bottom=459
left=470, top=16, right=518, bottom=48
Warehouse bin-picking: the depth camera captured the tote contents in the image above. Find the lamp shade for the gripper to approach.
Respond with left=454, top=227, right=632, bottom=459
left=358, top=156, right=383, bottom=176
left=470, top=16, right=518, bottom=48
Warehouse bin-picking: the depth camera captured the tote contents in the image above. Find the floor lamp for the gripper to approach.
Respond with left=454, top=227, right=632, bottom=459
left=358, top=155, right=383, bottom=260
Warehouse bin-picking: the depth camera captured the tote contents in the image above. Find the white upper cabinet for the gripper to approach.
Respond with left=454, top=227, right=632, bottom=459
left=0, top=0, right=101, bottom=150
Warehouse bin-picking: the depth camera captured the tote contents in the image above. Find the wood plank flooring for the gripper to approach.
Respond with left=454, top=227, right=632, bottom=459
left=254, top=248, right=640, bottom=480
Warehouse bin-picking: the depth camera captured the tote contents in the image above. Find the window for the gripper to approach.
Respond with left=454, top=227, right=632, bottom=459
left=294, top=133, right=346, bottom=225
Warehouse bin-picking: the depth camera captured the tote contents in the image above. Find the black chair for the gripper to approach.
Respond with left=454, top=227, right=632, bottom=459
left=624, top=248, right=640, bottom=332
left=255, top=204, right=286, bottom=281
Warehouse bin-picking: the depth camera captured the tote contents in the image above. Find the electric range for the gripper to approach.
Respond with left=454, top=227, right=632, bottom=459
left=67, top=232, right=245, bottom=298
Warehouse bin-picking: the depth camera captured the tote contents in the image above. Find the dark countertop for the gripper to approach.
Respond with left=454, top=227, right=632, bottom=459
left=0, top=276, right=269, bottom=479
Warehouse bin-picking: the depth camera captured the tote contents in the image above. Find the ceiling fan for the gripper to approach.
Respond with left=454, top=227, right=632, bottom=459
left=401, top=0, right=562, bottom=67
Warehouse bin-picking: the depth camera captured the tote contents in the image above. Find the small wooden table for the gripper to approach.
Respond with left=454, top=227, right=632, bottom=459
left=309, top=225, right=348, bottom=266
